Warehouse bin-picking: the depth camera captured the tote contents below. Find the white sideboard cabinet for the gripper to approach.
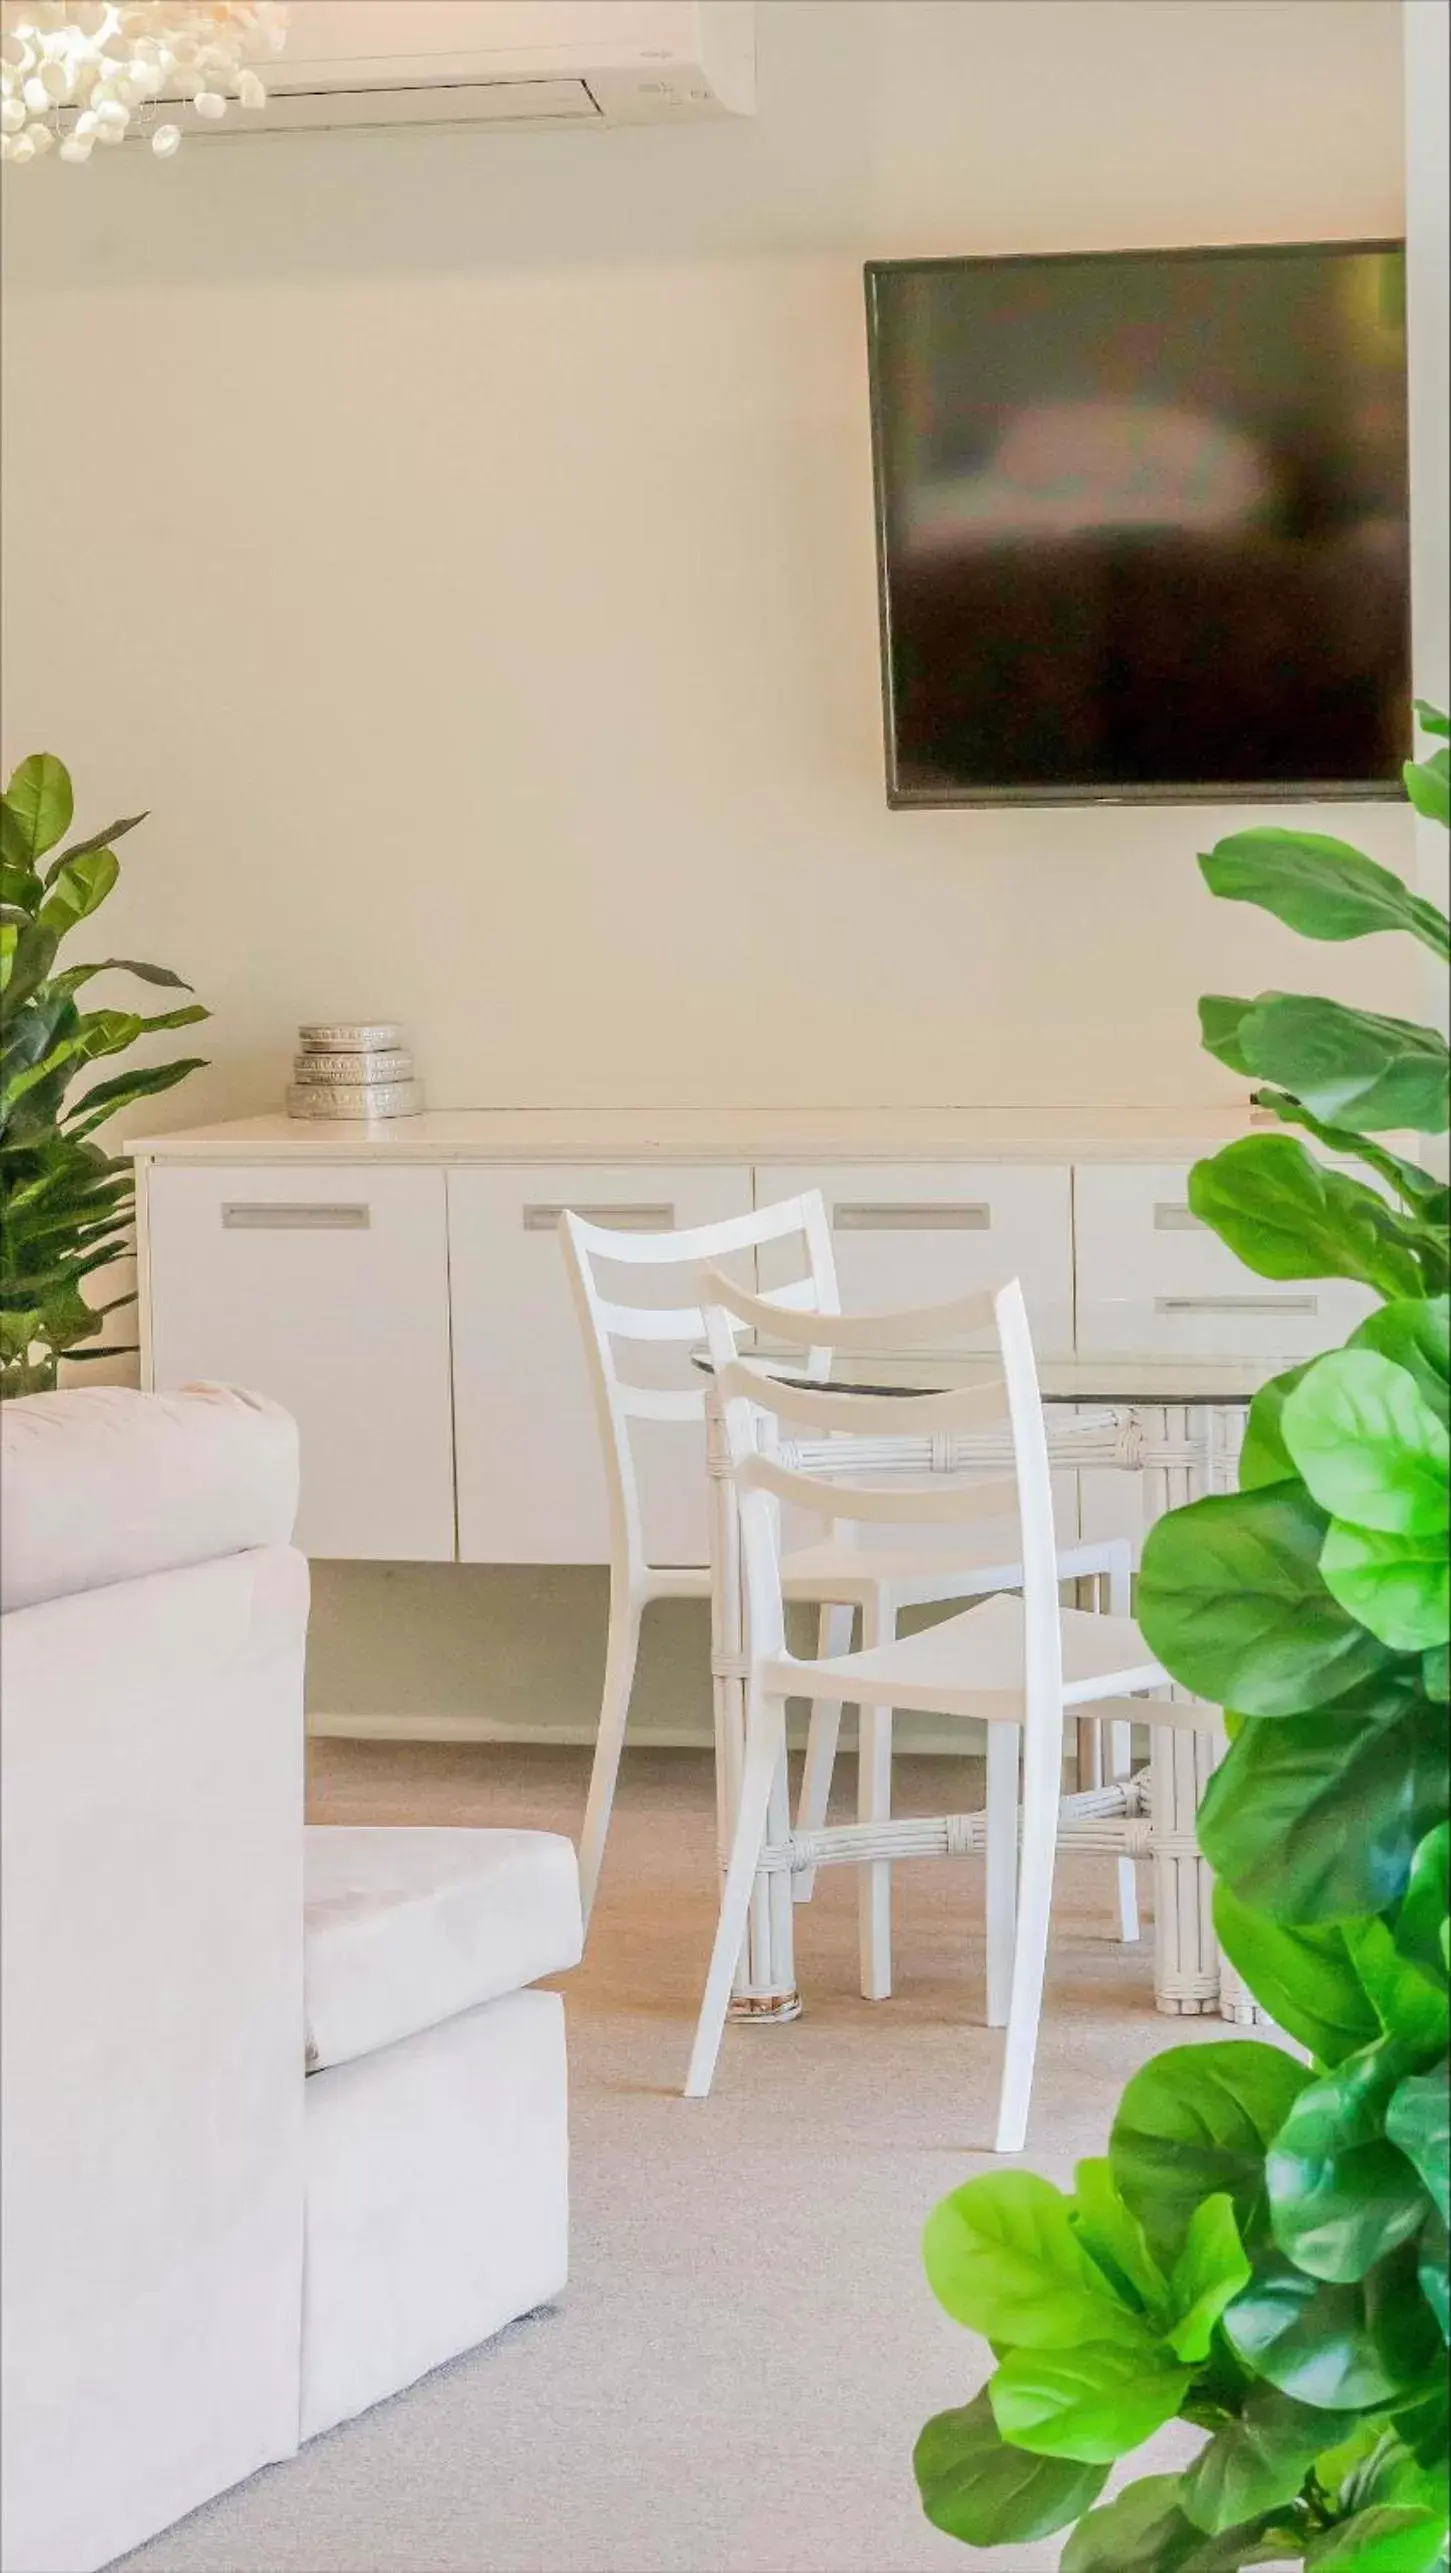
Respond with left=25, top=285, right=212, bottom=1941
left=143, top=1158, right=456, bottom=1560
left=131, top=1107, right=1376, bottom=1565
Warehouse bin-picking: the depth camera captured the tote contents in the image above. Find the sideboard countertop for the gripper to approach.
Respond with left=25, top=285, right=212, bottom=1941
left=125, top=1103, right=1277, bottom=1167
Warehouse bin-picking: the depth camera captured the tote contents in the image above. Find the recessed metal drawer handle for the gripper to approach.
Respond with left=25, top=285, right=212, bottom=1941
left=1154, top=1204, right=1207, bottom=1232
left=833, top=1203, right=991, bottom=1232
left=222, top=1202, right=371, bottom=1231
left=523, top=1203, right=676, bottom=1234
left=1156, top=1293, right=1317, bottom=1316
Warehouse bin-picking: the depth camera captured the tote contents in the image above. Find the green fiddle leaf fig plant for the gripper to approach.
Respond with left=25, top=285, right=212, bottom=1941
left=914, top=707, right=1450, bottom=2569
left=1, top=752, right=208, bottom=1397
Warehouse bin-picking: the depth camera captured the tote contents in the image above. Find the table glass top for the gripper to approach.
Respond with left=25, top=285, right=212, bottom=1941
left=696, top=1344, right=1280, bottom=1407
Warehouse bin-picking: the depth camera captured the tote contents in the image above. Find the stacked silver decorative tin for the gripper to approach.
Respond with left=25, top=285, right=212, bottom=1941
left=287, top=1022, right=424, bottom=1119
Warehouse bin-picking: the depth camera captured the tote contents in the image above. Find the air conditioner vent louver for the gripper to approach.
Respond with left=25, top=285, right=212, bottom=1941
left=257, top=75, right=604, bottom=132
left=148, top=1, right=754, bottom=138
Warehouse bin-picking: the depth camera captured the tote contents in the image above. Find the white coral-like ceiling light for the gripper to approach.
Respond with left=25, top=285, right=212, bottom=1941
left=1, top=1, right=288, bottom=164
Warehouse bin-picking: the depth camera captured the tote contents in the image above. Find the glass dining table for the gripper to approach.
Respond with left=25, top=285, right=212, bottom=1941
left=696, top=1344, right=1277, bottom=2031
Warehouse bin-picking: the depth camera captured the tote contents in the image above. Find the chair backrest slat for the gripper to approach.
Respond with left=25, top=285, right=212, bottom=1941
left=700, top=1263, right=997, bottom=1351
left=559, top=1192, right=840, bottom=1582
left=717, top=1356, right=1006, bottom=1441
left=590, top=1298, right=714, bottom=1344
left=742, top=1450, right=1022, bottom=1526
left=566, top=1194, right=836, bottom=1268
left=711, top=1274, right=1065, bottom=1723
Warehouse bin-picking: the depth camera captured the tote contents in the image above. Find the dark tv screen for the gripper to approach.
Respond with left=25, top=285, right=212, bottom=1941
left=865, top=243, right=1410, bottom=805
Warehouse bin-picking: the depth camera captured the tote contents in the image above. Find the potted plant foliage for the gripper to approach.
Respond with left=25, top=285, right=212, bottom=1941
left=915, top=707, right=1450, bottom=2573
left=0, top=753, right=208, bottom=1398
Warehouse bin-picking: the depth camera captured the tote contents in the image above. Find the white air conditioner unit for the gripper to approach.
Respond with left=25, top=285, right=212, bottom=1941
left=213, top=0, right=755, bottom=135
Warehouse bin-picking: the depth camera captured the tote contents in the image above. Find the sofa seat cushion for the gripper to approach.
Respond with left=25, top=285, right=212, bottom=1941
left=303, top=1827, right=582, bottom=2072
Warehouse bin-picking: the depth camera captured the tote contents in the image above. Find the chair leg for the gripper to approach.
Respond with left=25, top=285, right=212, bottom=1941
left=684, top=1693, right=788, bottom=2099
left=994, top=1698, right=1063, bottom=2155
left=577, top=1585, right=643, bottom=1930
left=1106, top=1540, right=1140, bottom=1944
left=857, top=1590, right=894, bottom=2003
left=985, top=1721, right=1020, bottom=2028
left=1107, top=1716, right=1140, bottom=1942
left=794, top=1601, right=854, bottom=1902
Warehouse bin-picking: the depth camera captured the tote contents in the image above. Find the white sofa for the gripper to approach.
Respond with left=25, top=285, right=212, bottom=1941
left=1, top=1386, right=582, bottom=2573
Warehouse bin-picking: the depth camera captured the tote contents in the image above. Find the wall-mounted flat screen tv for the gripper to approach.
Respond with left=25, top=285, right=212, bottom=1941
left=865, top=242, right=1410, bottom=806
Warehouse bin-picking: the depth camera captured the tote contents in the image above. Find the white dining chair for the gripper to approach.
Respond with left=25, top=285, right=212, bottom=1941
left=697, top=1262, right=1138, bottom=2000
left=687, top=1276, right=1196, bottom=2153
left=560, top=1196, right=1130, bottom=1936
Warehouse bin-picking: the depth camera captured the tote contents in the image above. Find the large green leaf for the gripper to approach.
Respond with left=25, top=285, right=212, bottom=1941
left=1224, top=2243, right=1442, bottom=2411
left=1348, top=1300, right=1451, bottom=1427
left=37, top=847, right=120, bottom=937
left=47, top=955, right=192, bottom=999
left=0, top=920, right=60, bottom=1012
left=1266, top=2045, right=1429, bottom=2283
left=1394, top=1826, right=1450, bottom=1987
left=1200, top=993, right=1257, bottom=1076
left=912, top=2388, right=1108, bottom=2546
left=2, top=986, right=78, bottom=1078
left=1249, top=1086, right=1449, bottom=1220
left=1283, top=1352, right=1450, bottom=1537
left=1237, top=993, right=1450, bottom=1136
left=1405, top=746, right=1451, bottom=831
left=1317, top=2420, right=1442, bottom=2516
left=3, top=754, right=73, bottom=863
left=922, top=2170, right=1149, bottom=2349
left=1306, top=2505, right=1449, bottom=2571
left=1211, top=1889, right=1381, bottom=2066
left=1320, top=1523, right=1451, bottom=1654
left=1237, top=1364, right=1314, bottom=1491
left=1165, top=2193, right=1253, bottom=2362
left=1071, top=2156, right=1169, bottom=2315
left=1183, top=2388, right=1359, bottom=2537
left=1197, top=1684, right=1447, bottom=1923
left=65, top=1055, right=209, bottom=1139
left=989, top=2339, right=1191, bottom=2464
left=1109, top=2043, right=1310, bottom=2268
left=39, top=810, right=145, bottom=876
left=73, top=1004, right=209, bottom=1067
left=1417, top=2207, right=1449, bottom=2341
left=1060, top=2474, right=1286, bottom=2572
left=1415, top=702, right=1451, bottom=740
left=1386, top=2069, right=1450, bottom=2225
left=1188, top=1135, right=1428, bottom=1299
left=1199, top=826, right=1451, bottom=958
left=1137, top=1481, right=1395, bottom=1717
left=1343, top=1919, right=1449, bottom=2057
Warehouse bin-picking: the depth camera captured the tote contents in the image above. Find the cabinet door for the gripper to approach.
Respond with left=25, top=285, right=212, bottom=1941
left=144, top=1163, right=455, bottom=1561
left=756, top=1163, right=1075, bottom=1350
left=1074, top=1164, right=1375, bottom=1357
left=449, top=1164, right=754, bottom=1565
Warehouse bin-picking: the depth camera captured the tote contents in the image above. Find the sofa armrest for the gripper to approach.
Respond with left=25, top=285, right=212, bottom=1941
left=1, top=1384, right=300, bottom=1613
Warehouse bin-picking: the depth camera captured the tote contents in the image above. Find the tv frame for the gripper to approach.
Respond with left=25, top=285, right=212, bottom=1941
left=864, top=239, right=1412, bottom=810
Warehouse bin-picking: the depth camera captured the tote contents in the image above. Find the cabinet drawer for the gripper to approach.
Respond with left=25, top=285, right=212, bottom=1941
left=1074, top=1164, right=1376, bottom=1357
left=144, top=1164, right=455, bottom=1560
left=449, top=1164, right=754, bottom=1564
left=756, top=1164, right=1074, bottom=1350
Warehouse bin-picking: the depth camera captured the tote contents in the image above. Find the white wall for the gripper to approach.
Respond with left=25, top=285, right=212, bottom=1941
left=0, top=0, right=1419, bottom=1131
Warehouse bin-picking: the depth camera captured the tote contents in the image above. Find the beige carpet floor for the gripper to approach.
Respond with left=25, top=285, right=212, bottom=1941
left=117, top=1741, right=1265, bottom=2573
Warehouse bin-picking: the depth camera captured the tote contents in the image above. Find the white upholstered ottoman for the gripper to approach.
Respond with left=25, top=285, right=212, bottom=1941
left=301, top=1827, right=583, bottom=2441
